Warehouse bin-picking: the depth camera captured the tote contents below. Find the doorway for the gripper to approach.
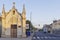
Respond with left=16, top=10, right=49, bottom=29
left=11, top=24, right=17, bottom=38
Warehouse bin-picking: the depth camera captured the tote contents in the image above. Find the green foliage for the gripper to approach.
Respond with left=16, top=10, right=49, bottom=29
left=26, top=20, right=39, bottom=33
left=26, top=20, right=36, bottom=32
left=26, top=20, right=34, bottom=30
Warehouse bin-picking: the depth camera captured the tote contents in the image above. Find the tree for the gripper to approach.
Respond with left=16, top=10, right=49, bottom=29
left=26, top=20, right=33, bottom=29
left=26, top=20, right=35, bottom=33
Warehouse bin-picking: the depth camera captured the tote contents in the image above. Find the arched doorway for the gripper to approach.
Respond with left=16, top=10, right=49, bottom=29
left=11, top=24, right=17, bottom=38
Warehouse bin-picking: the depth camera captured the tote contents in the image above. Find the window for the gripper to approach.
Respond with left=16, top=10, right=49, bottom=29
left=18, top=26, right=21, bottom=28
left=13, top=11, right=15, bottom=15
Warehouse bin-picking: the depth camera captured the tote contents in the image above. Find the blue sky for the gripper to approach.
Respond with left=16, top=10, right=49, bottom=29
left=0, top=0, right=60, bottom=28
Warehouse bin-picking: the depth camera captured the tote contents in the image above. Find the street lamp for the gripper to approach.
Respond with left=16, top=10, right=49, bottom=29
left=30, top=12, right=32, bottom=35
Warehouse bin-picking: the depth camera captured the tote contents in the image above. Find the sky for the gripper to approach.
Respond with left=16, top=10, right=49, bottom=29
left=0, top=0, right=60, bottom=28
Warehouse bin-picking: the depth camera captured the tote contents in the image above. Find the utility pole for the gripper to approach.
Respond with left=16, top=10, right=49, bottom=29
left=30, top=12, right=32, bottom=23
left=30, top=12, right=32, bottom=34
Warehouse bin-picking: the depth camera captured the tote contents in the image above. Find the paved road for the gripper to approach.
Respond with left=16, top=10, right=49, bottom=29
left=32, top=31, right=60, bottom=40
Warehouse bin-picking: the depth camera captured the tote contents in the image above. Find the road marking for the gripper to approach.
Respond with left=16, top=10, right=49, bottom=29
left=45, top=36, right=48, bottom=39
left=37, top=36, right=40, bottom=39
left=40, top=37, right=56, bottom=39
left=33, top=37, right=36, bottom=39
left=40, top=37, right=44, bottom=39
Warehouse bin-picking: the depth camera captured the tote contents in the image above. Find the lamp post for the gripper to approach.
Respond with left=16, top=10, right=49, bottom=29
left=30, top=12, right=32, bottom=35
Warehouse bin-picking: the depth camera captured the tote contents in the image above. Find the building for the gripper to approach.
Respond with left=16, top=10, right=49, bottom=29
left=0, top=17, right=2, bottom=37
left=51, top=20, right=60, bottom=30
left=50, top=20, right=60, bottom=34
left=43, top=24, right=52, bottom=33
left=43, top=19, right=60, bottom=34
left=1, top=2, right=26, bottom=38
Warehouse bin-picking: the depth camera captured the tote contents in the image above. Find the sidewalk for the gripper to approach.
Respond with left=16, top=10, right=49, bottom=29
left=0, top=34, right=33, bottom=40
left=0, top=36, right=32, bottom=40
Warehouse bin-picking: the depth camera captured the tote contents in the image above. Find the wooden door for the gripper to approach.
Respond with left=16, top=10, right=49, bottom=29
left=11, top=24, right=17, bottom=38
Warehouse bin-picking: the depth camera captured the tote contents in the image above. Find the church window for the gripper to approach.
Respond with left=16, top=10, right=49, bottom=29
left=18, top=26, right=21, bottom=28
left=13, top=11, right=15, bottom=15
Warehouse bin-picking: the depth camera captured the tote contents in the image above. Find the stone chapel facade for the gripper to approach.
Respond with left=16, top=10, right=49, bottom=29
left=1, top=2, right=26, bottom=38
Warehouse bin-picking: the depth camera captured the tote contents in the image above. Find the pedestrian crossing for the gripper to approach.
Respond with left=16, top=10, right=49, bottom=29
left=32, top=31, right=60, bottom=40
left=32, top=36, right=60, bottom=40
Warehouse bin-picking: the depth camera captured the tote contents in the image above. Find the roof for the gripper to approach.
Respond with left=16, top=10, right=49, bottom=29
left=6, top=8, right=21, bottom=16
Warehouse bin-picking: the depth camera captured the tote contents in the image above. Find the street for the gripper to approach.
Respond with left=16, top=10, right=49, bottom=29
left=32, top=31, right=60, bottom=40
left=0, top=34, right=33, bottom=40
left=0, top=31, right=60, bottom=40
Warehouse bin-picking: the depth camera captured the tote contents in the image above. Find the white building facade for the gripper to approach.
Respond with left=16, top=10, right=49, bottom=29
left=51, top=20, right=60, bottom=30
left=43, top=24, right=52, bottom=33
